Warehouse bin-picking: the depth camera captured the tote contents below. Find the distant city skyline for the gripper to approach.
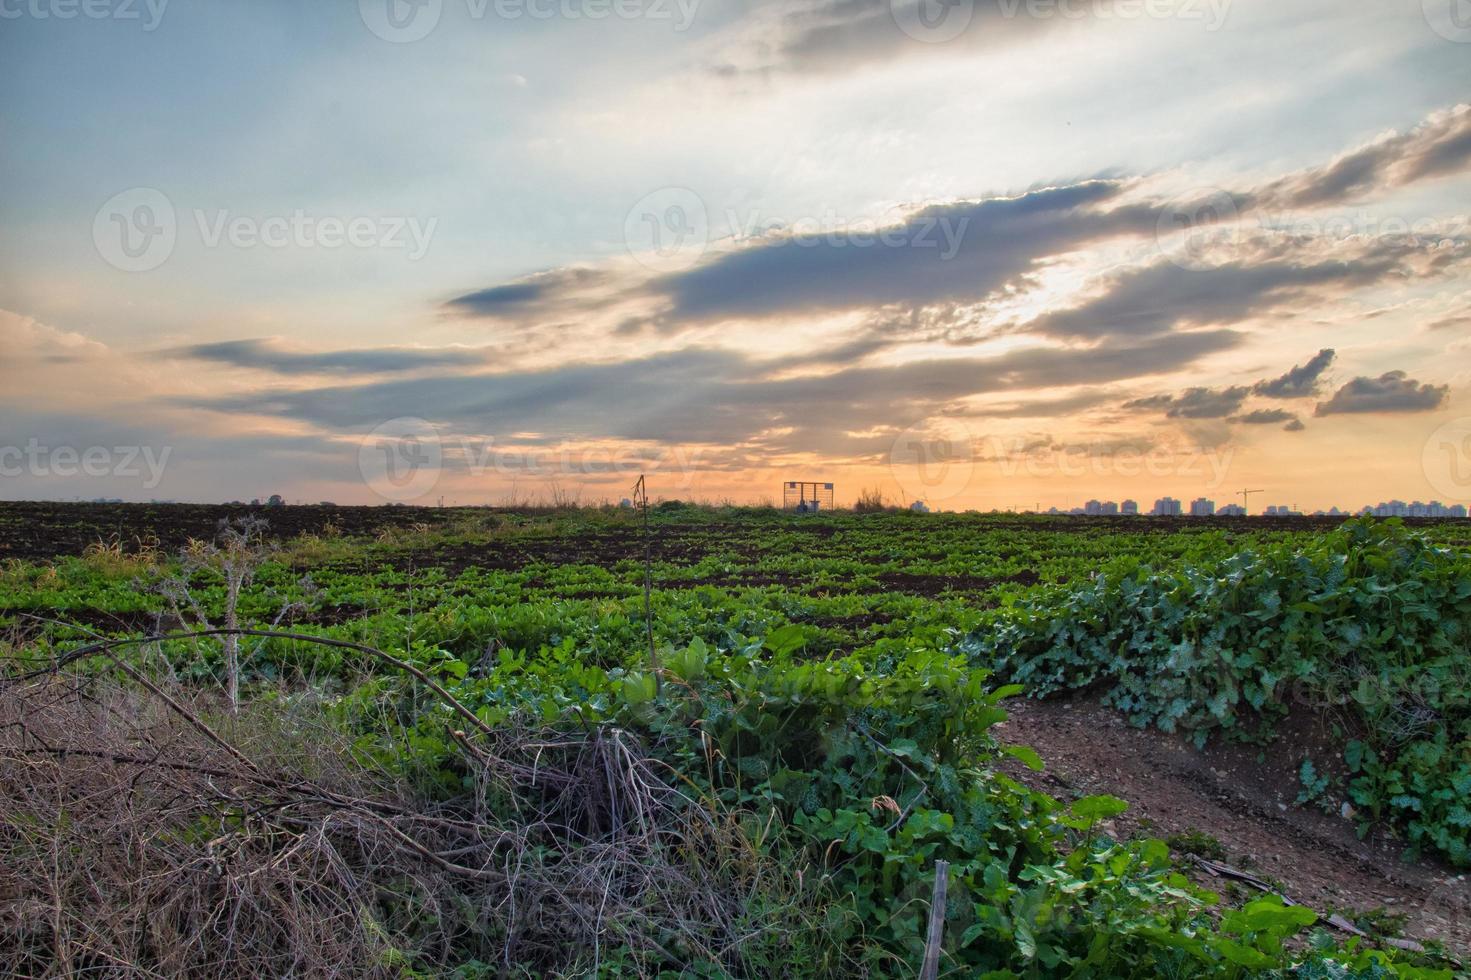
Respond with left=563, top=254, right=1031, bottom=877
left=1042, top=496, right=1468, bottom=518
left=51, top=488, right=1471, bottom=517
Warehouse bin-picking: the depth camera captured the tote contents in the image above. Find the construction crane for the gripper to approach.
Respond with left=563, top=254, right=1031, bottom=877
left=1240, top=489, right=1264, bottom=515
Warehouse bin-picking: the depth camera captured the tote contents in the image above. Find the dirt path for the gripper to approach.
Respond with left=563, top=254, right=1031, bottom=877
left=996, top=696, right=1469, bottom=958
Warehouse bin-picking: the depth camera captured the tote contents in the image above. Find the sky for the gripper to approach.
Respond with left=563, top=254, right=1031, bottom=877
left=2, top=0, right=1470, bottom=510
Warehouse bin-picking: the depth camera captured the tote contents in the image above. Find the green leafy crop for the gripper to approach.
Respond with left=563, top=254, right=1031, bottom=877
left=967, top=518, right=1471, bottom=866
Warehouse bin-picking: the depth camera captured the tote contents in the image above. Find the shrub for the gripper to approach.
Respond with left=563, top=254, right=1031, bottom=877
left=392, top=627, right=1449, bottom=975
left=854, top=488, right=889, bottom=513
left=965, top=518, right=1471, bottom=866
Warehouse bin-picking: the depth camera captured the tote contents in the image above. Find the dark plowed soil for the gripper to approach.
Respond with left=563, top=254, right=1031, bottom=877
left=0, top=502, right=459, bottom=561
left=4, top=500, right=1463, bottom=564
left=997, top=696, right=1470, bottom=957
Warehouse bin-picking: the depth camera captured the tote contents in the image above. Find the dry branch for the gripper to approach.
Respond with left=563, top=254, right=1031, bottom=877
left=0, top=630, right=779, bottom=977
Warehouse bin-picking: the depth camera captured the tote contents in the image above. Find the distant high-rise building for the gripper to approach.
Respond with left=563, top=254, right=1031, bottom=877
left=1357, top=500, right=1469, bottom=518
left=1049, top=496, right=1469, bottom=519
left=1152, top=497, right=1182, bottom=517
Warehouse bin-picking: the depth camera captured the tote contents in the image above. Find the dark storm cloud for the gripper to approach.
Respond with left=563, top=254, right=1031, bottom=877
left=167, top=338, right=489, bottom=375
left=1254, top=104, right=1471, bottom=208
left=181, top=330, right=1240, bottom=453
left=1252, top=348, right=1335, bottom=399
left=1314, top=371, right=1449, bottom=416
left=1124, top=385, right=1250, bottom=419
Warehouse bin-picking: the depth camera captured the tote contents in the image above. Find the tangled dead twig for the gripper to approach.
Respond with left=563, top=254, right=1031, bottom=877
left=0, top=630, right=789, bottom=978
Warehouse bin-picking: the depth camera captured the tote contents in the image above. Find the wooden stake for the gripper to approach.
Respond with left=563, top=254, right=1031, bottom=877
left=920, top=859, right=948, bottom=980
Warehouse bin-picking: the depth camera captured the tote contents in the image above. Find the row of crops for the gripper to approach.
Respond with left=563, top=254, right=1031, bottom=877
left=1, top=508, right=1468, bottom=976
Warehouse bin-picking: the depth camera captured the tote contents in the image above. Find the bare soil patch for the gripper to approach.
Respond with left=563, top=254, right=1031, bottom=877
left=997, top=696, right=1470, bottom=956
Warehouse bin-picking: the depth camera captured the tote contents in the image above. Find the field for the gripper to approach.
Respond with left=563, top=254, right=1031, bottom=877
left=1, top=501, right=1468, bottom=977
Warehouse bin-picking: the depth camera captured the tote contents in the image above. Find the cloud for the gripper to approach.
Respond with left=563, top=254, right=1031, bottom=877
left=651, top=182, right=1141, bottom=322
left=1429, top=313, right=1471, bottom=331
left=1284, top=419, right=1306, bottom=432
left=1314, top=371, right=1449, bottom=415
left=1252, top=348, right=1335, bottom=398
left=1019, top=257, right=1398, bottom=340
left=449, top=180, right=1168, bottom=338
left=1124, top=385, right=1250, bottom=419
left=706, top=0, right=1071, bottom=78
left=1122, top=349, right=1350, bottom=427
left=181, top=330, right=1241, bottom=454
left=18, top=100, right=1454, bottom=502
left=0, top=310, right=109, bottom=362
left=448, top=281, right=545, bottom=312
left=166, top=338, right=490, bottom=375
left=770, top=0, right=1062, bottom=74
left=1230, top=408, right=1299, bottom=425
left=445, top=105, right=1471, bottom=347
left=1255, top=104, right=1471, bottom=208
left=445, top=268, right=610, bottom=319
left=962, top=389, right=1118, bottom=419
